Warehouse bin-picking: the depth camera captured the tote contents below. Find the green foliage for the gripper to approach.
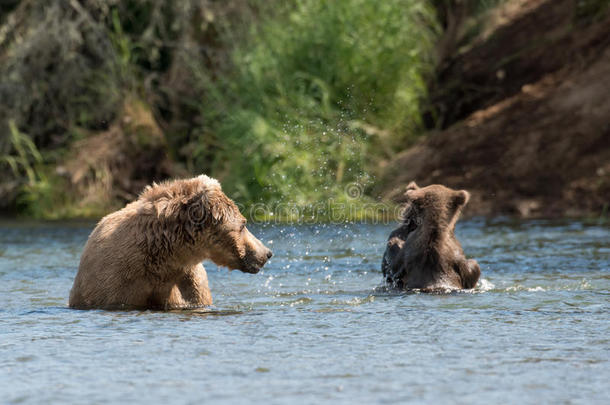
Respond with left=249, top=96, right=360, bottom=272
left=0, top=1, right=122, bottom=144
left=0, top=120, right=109, bottom=218
left=0, top=121, right=59, bottom=218
left=1, top=120, right=43, bottom=185
left=201, top=0, right=438, bottom=208
left=1, top=0, right=436, bottom=219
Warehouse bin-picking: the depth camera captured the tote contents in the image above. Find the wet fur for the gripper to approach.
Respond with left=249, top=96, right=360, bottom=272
left=382, top=182, right=480, bottom=290
left=69, top=175, right=271, bottom=310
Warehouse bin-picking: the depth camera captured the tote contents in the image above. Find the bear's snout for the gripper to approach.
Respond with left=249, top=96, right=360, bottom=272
left=242, top=247, right=272, bottom=274
left=238, top=228, right=272, bottom=274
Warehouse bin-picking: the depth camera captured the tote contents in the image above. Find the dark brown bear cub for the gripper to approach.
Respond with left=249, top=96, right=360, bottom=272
left=382, top=182, right=480, bottom=290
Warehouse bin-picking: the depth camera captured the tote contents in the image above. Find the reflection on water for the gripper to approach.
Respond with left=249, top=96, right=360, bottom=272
left=0, top=219, right=608, bottom=404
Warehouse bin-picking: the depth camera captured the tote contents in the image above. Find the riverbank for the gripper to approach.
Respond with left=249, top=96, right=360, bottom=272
left=379, top=0, right=610, bottom=218
left=2, top=1, right=608, bottom=220
left=0, top=1, right=436, bottom=219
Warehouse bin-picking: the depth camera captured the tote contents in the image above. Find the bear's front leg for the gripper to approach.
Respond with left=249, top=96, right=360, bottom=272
left=382, top=224, right=414, bottom=284
left=382, top=237, right=404, bottom=283
left=174, top=263, right=213, bottom=308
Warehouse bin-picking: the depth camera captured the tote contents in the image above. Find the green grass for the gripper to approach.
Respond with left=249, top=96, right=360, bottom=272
left=1, top=0, right=437, bottom=221
left=0, top=121, right=62, bottom=218
left=198, top=0, right=438, bottom=212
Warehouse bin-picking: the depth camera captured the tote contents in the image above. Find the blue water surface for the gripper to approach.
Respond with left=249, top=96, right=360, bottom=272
left=0, top=219, right=608, bottom=404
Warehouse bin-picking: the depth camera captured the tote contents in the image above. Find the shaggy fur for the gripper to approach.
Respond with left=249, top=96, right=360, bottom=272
left=382, top=182, right=480, bottom=290
left=69, top=175, right=272, bottom=310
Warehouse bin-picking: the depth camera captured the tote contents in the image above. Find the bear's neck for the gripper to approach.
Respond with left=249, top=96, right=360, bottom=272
left=165, top=242, right=211, bottom=270
left=140, top=227, right=210, bottom=278
left=419, top=218, right=452, bottom=244
left=139, top=243, right=208, bottom=282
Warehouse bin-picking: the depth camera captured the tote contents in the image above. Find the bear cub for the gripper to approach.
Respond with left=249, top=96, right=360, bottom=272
left=382, top=182, right=480, bottom=290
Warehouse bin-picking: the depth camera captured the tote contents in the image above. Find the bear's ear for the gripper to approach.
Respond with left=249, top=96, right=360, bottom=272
left=180, top=184, right=236, bottom=226
left=453, top=190, right=470, bottom=208
left=176, top=192, right=209, bottom=227
left=405, top=181, right=419, bottom=192
left=405, top=188, right=424, bottom=202
left=209, top=202, right=231, bottom=223
left=198, top=174, right=221, bottom=190
left=137, top=201, right=155, bottom=216
left=404, top=181, right=423, bottom=202
left=203, top=191, right=236, bottom=224
left=153, top=197, right=170, bottom=216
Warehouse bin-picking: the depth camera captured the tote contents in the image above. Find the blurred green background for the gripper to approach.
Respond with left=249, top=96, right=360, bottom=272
left=1, top=0, right=608, bottom=219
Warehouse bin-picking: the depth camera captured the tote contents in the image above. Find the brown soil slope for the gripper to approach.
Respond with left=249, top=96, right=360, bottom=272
left=380, top=2, right=610, bottom=218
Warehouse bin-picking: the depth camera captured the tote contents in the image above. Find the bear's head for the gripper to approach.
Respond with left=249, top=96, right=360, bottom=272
left=140, top=175, right=272, bottom=273
left=402, top=181, right=469, bottom=233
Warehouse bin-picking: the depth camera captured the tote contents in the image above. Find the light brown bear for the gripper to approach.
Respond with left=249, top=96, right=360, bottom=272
left=69, top=175, right=272, bottom=310
left=381, top=182, right=480, bottom=290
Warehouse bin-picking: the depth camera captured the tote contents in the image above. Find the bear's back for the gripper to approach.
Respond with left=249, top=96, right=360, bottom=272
left=383, top=182, right=480, bottom=290
left=69, top=203, right=151, bottom=308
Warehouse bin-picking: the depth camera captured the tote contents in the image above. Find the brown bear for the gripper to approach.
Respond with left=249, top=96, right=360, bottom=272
left=382, top=182, right=480, bottom=290
left=69, top=175, right=272, bottom=310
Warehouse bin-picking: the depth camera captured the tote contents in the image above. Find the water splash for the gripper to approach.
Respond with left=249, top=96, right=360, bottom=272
left=476, top=278, right=495, bottom=292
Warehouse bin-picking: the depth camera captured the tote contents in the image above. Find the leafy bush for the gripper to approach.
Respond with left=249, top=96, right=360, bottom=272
left=0, top=0, right=244, bottom=216
left=200, top=0, right=438, bottom=209
left=0, top=0, right=438, bottom=219
left=0, top=1, right=122, bottom=146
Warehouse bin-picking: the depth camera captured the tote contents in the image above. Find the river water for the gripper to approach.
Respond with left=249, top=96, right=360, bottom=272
left=0, top=219, right=608, bottom=404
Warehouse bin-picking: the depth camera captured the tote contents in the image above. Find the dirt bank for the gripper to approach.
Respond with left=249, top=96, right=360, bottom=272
left=380, top=1, right=610, bottom=218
